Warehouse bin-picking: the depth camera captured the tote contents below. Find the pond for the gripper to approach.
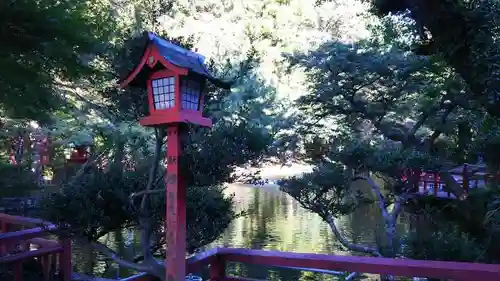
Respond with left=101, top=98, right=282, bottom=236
left=71, top=165, right=412, bottom=280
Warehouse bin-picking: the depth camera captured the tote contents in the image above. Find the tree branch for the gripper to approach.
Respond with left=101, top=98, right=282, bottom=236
left=423, top=105, right=455, bottom=149
left=353, top=176, right=389, bottom=219
left=408, top=109, right=433, bottom=137
left=351, top=75, right=384, bottom=93
left=325, top=214, right=382, bottom=257
left=54, top=80, right=115, bottom=121
left=133, top=244, right=163, bottom=262
left=138, top=128, right=164, bottom=263
left=130, top=189, right=165, bottom=201
left=141, top=128, right=164, bottom=211
left=88, top=240, right=151, bottom=272
left=439, top=170, right=467, bottom=200
left=66, top=149, right=109, bottom=187
left=390, top=193, right=414, bottom=222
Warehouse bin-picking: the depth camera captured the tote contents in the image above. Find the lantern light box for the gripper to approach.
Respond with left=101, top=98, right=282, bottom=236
left=118, top=32, right=230, bottom=128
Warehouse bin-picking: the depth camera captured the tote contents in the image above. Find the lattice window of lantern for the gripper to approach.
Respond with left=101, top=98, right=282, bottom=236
left=152, top=77, right=175, bottom=110
left=181, top=78, right=201, bottom=110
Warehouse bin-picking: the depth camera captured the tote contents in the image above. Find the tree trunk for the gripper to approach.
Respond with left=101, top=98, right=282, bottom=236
left=110, top=140, right=125, bottom=173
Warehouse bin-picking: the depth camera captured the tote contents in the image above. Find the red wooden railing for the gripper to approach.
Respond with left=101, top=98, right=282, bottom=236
left=2, top=213, right=499, bottom=281
left=0, top=213, right=71, bottom=281
left=183, top=248, right=500, bottom=281
left=403, top=165, right=494, bottom=199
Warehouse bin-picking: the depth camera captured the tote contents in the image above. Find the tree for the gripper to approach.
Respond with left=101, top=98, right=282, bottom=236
left=368, top=0, right=500, bottom=256
left=38, top=20, right=275, bottom=278
left=0, top=163, right=39, bottom=198
left=282, top=22, right=470, bottom=191
left=281, top=142, right=441, bottom=256
left=368, top=0, right=500, bottom=118
left=402, top=207, right=486, bottom=263
left=42, top=114, right=272, bottom=279
left=276, top=13, right=500, bottom=279
left=0, top=0, right=112, bottom=121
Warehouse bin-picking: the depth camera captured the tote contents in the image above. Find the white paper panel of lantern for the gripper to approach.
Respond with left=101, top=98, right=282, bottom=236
left=151, top=77, right=175, bottom=109
left=180, top=78, right=201, bottom=110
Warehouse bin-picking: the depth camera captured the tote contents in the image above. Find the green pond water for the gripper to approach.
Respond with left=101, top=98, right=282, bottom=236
left=71, top=179, right=412, bottom=280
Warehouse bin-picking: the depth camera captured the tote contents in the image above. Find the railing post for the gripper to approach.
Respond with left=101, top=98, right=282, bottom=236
left=210, top=255, right=226, bottom=281
left=51, top=253, right=57, bottom=277
left=1, top=221, right=9, bottom=233
left=433, top=173, right=438, bottom=196
left=42, top=255, right=50, bottom=281
left=463, top=164, right=469, bottom=194
left=1, top=221, right=8, bottom=255
left=59, top=238, right=72, bottom=281
left=14, top=262, right=22, bottom=281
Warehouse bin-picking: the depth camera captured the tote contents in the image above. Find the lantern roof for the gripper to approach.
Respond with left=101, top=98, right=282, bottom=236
left=119, top=32, right=230, bottom=89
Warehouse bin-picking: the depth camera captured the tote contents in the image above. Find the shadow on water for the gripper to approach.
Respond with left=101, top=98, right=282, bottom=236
left=71, top=182, right=409, bottom=280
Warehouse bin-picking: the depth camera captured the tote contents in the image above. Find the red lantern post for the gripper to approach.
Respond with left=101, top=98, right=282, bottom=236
left=118, top=32, right=229, bottom=281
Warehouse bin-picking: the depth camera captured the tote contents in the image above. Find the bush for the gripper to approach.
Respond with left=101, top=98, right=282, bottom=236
left=402, top=221, right=485, bottom=262
left=0, top=163, right=38, bottom=198
left=39, top=164, right=238, bottom=254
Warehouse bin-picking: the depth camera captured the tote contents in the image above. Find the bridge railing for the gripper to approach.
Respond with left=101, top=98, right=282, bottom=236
left=1, top=212, right=499, bottom=281
left=185, top=248, right=500, bottom=281
left=0, top=213, right=71, bottom=281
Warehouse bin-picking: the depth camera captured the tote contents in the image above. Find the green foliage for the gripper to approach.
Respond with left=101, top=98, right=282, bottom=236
left=279, top=138, right=445, bottom=232
left=286, top=39, right=447, bottom=149
left=40, top=164, right=238, bottom=254
left=278, top=10, right=490, bottom=198
left=280, top=161, right=366, bottom=219
left=369, top=0, right=500, bottom=117
left=0, top=163, right=38, bottom=198
left=402, top=210, right=485, bottom=262
left=486, top=195, right=500, bottom=233
left=366, top=1, right=500, bottom=252
left=407, top=187, right=500, bottom=263
left=183, top=121, right=272, bottom=186
left=42, top=99, right=272, bottom=256
left=277, top=8, right=500, bottom=262
left=403, top=226, right=484, bottom=262
left=0, top=0, right=113, bottom=121
left=186, top=183, right=237, bottom=252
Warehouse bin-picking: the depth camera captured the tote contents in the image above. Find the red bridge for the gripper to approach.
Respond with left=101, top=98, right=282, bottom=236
left=0, top=213, right=71, bottom=281
left=0, top=213, right=499, bottom=281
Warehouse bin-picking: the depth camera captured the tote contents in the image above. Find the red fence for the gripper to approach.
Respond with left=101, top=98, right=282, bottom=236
left=185, top=248, right=500, bottom=281
left=0, top=213, right=71, bottom=281
left=1, top=213, right=500, bottom=281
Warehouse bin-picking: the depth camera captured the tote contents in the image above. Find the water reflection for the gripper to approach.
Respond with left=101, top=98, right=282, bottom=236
left=75, top=182, right=408, bottom=279
left=208, top=183, right=396, bottom=255
left=208, top=184, right=340, bottom=254
left=72, top=229, right=139, bottom=278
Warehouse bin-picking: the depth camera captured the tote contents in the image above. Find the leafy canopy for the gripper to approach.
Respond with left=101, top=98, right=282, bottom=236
left=0, top=0, right=112, bottom=121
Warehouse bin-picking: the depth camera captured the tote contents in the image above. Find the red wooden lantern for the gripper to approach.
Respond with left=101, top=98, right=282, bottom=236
left=118, top=32, right=230, bottom=128
left=118, top=32, right=229, bottom=281
left=69, top=145, right=88, bottom=164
